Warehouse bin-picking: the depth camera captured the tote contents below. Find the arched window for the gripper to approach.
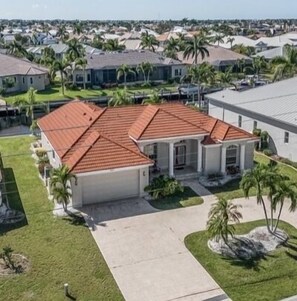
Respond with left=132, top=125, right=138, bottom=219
left=226, top=145, right=238, bottom=166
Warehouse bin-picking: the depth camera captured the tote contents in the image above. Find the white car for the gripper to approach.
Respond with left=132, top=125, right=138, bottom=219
left=178, top=84, right=199, bottom=95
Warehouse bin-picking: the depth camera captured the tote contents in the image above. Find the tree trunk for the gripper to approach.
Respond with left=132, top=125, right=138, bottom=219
left=61, top=72, right=65, bottom=95
left=83, top=67, right=86, bottom=90
left=124, top=74, right=127, bottom=88
left=261, top=198, right=272, bottom=232
left=273, top=201, right=284, bottom=233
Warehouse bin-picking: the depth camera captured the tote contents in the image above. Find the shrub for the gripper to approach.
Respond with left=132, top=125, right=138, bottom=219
left=263, top=149, right=273, bottom=156
left=253, top=128, right=261, bottom=137
left=35, top=148, right=47, bottom=158
left=144, top=175, right=184, bottom=200
left=207, top=172, right=223, bottom=180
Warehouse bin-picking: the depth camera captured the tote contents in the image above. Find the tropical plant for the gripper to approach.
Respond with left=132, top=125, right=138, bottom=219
left=227, top=37, right=235, bottom=48
left=176, top=32, right=186, bottom=51
left=30, top=119, right=39, bottom=136
left=51, top=59, right=70, bottom=95
left=207, top=198, right=242, bottom=245
left=108, top=89, right=133, bottom=107
left=142, top=90, right=166, bottom=104
left=102, top=39, right=125, bottom=51
left=211, top=34, right=224, bottom=46
left=56, top=24, right=69, bottom=42
left=6, top=40, right=28, bottom=58
left=245, top=56, right=267, bottom=76
left=271, top=45, right=297, bottom=81
left=216, top=66, right=237, bottom=89
left=0, top=246, right=16, bottom=271
left=232, top=44, right=255, bottom=56
left=40, top=46, right=56, bottom=66
left=164, top=37, right=180, bottom=59
left=116, top=64, right=136, bottom=87
left=144, top=175, right=184, bottom=200
left=66, top=38, right=85, bottom=61
left=137, top=62, right=154, bottom=84
left=140, top=31, right=159, bottom=52
left=50, top=164, right=77, bottom=212
left=73, top=22, right=84, bottom=36
left=91, top=34, right=104, bottom=49
left=75, top=57, right=88, bottom=90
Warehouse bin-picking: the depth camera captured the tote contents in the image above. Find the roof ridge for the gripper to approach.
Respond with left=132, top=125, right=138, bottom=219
left=61, top=106, right=106, bottom=159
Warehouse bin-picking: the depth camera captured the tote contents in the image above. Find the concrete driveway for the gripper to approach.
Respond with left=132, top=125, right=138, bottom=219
left=82, top=195, right=229, bottom=301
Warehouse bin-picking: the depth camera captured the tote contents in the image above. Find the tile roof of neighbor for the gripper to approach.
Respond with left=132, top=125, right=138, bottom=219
left=207, top=77, right=297, bottom=126
left=38, top=101, right=256, bottom=174
left=86, top=50, right=182, bottom=69
left=0, top=53, right=48, bottom=77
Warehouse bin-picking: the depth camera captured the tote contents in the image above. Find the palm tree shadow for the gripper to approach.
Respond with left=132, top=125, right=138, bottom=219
left=62, top=212, right=87, bottom=227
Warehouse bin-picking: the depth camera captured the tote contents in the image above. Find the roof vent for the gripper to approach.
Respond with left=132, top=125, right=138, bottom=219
left=83, top=112, right=87, bottom=116
left=89, top=117, right=92, bottom=121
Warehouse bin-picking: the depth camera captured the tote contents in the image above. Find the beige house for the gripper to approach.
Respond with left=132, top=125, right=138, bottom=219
left=0, top=53, right=49, bottom=93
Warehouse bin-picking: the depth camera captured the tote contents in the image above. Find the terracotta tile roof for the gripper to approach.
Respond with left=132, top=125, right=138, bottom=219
left=38, top=102, right=256, bottom=174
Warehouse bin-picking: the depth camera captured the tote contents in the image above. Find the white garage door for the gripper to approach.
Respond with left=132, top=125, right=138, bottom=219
left=82, top=170, right=139, bottom=205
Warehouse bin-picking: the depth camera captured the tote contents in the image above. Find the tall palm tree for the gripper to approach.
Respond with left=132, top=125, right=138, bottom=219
left=40, top=46, right=56, bottom=67
left=116, top=64, right=136, bottom=87
left=73, top=22, right=84, bottom=36
left=66, top=38, right=85, bottom=61
left=207, top=198, right=242, bottom=245
left=211, top=34, right=224, bottom=46
left=216, top=66, right=237, bottom=89
left=176, top=32, right=186, bottom=51
left=52, top=59, right=70, bottom=95
left=227, top=37, right=235, bottom=48
left=140, top=31, right=159, bottom=52
left=75, top=57, right=88, bottom=90
left=108, top=89, right=133, bottom=107
left=102, top=39, right=125, bottom=51
left=92, top=34, right=104, bottom=49
left=57, top=25, right=69, bottom=42
left=50, top=164, right=77, bottom=213
left=245, top=56, right=267, bottom=77
left=137, top=62, right=154, bottom=84
left=6, top=41, right=28, bottom=58
left=164, top=37, right=180, bottom=59
left=271, top=45, right=297, bottom=82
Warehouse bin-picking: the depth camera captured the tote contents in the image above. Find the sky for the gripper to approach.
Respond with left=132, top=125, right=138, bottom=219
left=1, top=0, right=297, bottom=20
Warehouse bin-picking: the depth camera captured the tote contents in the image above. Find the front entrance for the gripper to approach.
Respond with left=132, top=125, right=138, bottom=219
left=175, top=145, right=186, bottom=167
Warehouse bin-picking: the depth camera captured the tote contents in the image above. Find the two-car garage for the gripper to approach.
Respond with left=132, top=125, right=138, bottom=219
left=71, top=167, right=149, bottom=207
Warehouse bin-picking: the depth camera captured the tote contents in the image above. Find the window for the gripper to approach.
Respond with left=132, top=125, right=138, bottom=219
left=52, top=150, right=55, bottom=160
left=22, top=77, right=25, bottom=84
left=226, top=145, right=238, bottom=166
left=174, top=69, right=182, bottom=77
left=30, top=77, right=33, bottom=84
left=76, top=74, right=84, bottom=82
left=14, top=77, right=17, bottom=83
left=238, top=115, right=242, bottom=127
left=87, top=74, right=91, bottom=82
left=145, top=144, right=158, bottom=161
left=284, top=132, right=289, bottom=144
left=253, top=121, right=258, bottom=130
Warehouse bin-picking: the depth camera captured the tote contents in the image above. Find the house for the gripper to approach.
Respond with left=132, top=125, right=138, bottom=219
left=0, top=53, right=49, bottom=93
left=73, top=50, right=187, bottom=87
left=38, top=101, right=256, bottom=207
left=206, top=77, right=297, bottom=161
left=177, top=46, right=252, bottom=71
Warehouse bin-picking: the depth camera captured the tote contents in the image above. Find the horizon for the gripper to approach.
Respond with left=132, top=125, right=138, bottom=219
left=1, top=0, right=297, bottom=20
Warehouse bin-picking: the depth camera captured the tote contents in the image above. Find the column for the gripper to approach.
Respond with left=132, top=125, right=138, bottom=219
left=240, top=144, right=246, bottom=171
left=221, top=145, right=226, bottom=174
left=139, top=145, right=144, bottom=152
left=197, top=139, right=203, bottom=173
left=169, top=142, right=174, bottom=177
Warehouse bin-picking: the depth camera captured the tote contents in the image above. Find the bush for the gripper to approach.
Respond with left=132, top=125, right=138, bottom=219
left=144, top=175, right=184, bottom=200
left=207, top=172, right=223, bottom=180
left=253, top=128, right=262, bottom=137
left=35, top=148, right=47, bottom=158
left=263, top=149, right=273, bottom=156
left=65, top=83, right=79, bottom=91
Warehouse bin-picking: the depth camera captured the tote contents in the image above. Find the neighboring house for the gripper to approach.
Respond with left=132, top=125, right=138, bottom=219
left=38, top=101, right=256, bottom=207
left=73, top=50, right=187, bottom=87
left=206, top=77, right=297, bottom=161
left=178, top=46, right=252, bottom=71
left=253, top=46, right=286, bottom=60
left=0, top=53, right=49, bottom=93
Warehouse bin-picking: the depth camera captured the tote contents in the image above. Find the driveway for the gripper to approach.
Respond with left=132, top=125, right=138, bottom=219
left=82, top=190, right=229, bottom=301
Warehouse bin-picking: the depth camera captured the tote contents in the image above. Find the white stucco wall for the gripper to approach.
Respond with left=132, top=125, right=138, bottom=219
left=204, top=146, right=221, bottom=174
left=40, top=131, right=61, bottom=169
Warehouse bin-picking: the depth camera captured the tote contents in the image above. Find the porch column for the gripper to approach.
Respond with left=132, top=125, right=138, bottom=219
left=240, top=144, right=246, bottom=171
left=139, top=145, right=144, bottom=152
left=197, top=139, right=202, bottom=173
left=169, top=142, right=174, bottom=177
left=220, top=145, right=226, bottom=174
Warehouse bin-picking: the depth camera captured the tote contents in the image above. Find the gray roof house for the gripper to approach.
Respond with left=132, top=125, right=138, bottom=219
left=0, top=53, right=49, bottom=93
left=253, top=46, right=286, bottom=60
left=206, top=77, right=297, bottom=161
left=73, top=50, right=187, bottom=87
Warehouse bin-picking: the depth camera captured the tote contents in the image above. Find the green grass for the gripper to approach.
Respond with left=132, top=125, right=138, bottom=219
left=4, top=83, right=178, bottom=104
left=149, top=186, right=203, bottom=210
left=0, top=136, right=124, bottom=301
left=209, top=153, right=297, bottom=200
left=185, top=220, right=297, bottom=301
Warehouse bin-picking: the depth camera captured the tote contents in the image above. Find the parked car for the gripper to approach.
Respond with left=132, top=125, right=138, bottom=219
left=178, top=84, right=199, bottom=95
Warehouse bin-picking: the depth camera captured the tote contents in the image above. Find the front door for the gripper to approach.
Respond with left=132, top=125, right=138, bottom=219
left=175, top=145, right=186, bottom=167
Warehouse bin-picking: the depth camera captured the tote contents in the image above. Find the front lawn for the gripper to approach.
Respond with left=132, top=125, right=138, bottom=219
left=0, top=137, right=123, bottom=301
left=209, top=153, right=297, bottom=200
left=149, top=186, right=203, bottom=210
left=185, top=220, right=297, bottom=301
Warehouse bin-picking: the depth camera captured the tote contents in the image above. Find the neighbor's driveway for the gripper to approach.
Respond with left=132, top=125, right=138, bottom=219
left=82, top=180, right=297, bottom=301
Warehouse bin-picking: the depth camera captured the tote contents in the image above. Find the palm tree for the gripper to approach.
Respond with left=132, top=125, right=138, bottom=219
left=140, top=31, right=159, bottom=52
left=91, top=34, right=104, bottom=49
left=271, top=45, right=297, bottom=82
left=6, top=41, right=28, bottom=58
left=211, top=34, right=224, bottom=46
left=245, top=56, right=267, bottom=77
left=52, top=59, right=70, bottom=95
left=75, top=57, right=88, bottom=90
left=176, top=32, right=186, bottom=51
left=236, top=58, right=246, bottom=77
left=57, top=25, right=69, bottom=42
left=50, top=164, right=77, bottom=213
left=142, top=90, right=166, bottom=104
left=137, top=62, right=154, bottom=84
left=102, top=39, right=125, bottom=51
left=108, top=89, right=133, bottom=107
left=232, top=44, right=255, bottom=56
left=73, top=22, right=84, bottom=36
left=66, top=38, right=85, bottom=61
left=116, top=64, right=136, bottom=87
left=164, top=37, right=179, bottom=59
left=40, top=46, right=56, bottom=67
left=216, top=66, right=237, bottom=89
left=227, top=37, right=235, bottom=48
left=207, top=198, right=242, bottom=245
